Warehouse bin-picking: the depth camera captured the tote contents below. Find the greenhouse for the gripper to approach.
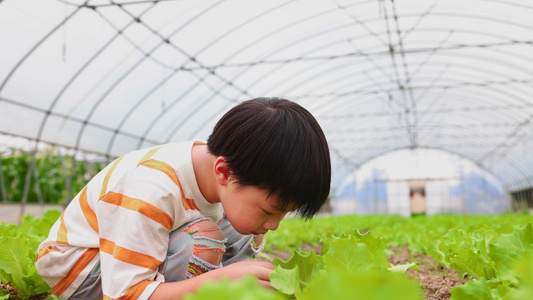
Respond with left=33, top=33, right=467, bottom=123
left=2, top=0, right=533, bottom=218
left=1, top=1, right=533, bottom=300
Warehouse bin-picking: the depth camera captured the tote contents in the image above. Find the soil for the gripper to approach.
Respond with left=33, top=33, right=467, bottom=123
left=0, top=281, right=51, bottom=300
left=0, top=282, right=19, bottom=297
left=387, top=246, right=469, bottom=300
left=260, top=244, right=470, bottom=300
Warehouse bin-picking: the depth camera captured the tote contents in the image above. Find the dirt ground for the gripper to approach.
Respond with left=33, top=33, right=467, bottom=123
left=387, top=246, right=469, bottom=300
left=261, top=244, right=469, bottom=300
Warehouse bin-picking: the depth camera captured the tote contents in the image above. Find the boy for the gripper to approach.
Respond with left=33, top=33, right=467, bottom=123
left=36, top=97, right=331, bottom=299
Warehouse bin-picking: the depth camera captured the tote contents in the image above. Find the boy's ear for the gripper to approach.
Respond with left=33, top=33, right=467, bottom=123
left=214, top=156, right=232, bottom=186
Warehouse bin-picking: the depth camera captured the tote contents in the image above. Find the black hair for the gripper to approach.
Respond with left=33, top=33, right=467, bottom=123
left=207, top=97, right=331, bottom=218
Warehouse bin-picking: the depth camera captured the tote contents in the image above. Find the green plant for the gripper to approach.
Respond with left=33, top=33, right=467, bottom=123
left=0, top=210, right=60, bottom=299
left=0, top=148, right=104, bottom=204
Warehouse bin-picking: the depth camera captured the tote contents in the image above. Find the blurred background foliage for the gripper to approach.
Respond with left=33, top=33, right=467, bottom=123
left=0, top=148, right=104, bottom=204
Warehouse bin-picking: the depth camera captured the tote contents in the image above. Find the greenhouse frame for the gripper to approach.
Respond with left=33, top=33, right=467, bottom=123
left=2, top=0, right=533, bottom=220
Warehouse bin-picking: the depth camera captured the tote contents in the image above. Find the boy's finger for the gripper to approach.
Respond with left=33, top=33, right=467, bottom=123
left=255, top=268, right=273, bottom=282
left=254, top=261, right=274, bottom=269
left=257, top=279, right=274, bottom=289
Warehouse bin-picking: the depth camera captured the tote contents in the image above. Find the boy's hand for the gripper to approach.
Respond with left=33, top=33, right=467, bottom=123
left=210, top=260, right=274, bottom=288
left=149, top=261, right=274, bottom=299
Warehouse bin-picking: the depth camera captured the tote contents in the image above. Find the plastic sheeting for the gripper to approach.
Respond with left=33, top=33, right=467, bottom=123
left=1, top=0, right=533, bottom=195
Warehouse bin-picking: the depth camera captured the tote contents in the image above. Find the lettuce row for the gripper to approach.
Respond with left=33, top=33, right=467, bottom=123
left=264, top=215, right=533, bottom=300
left=446, top=224, right=533, bottom=299
left=0, top=210, right=60, bottom=300
left=270, top=230, right=422, bottom=299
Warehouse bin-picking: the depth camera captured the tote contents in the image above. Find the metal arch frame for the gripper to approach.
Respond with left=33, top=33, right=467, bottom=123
left=301, top=69, right=533, bottom=138
left=341, top=144, right=522, bottom=193
left=326, top=80, right=533, bottom=175
left=107, top=1, right=300, bottom=153
left=206, top=6, right=532, bottom=135
left=0, top=0, right=531, bottom=204
left=166, top=1, right=391, bottom=141
left=213, top=32, right=532, bottom=144
left=328, top=132, right=531, bottom=145
left=105, top=0, right=327, bottom=151
left=1, top=0, right=197, bottom=204
left=188, top=9, right=533, bottom=73
left=90, top=0, right=328, bottom=146
left=300, top=54, right=533, bottom=122
left=160, top=1, right=533, bottom=147
left=0, top=1, right=89, bottom=93
left=66, top=1, right=318, bottom=150
left=135, top=1, right=307, bottom=146
left=95, top=0, right=302, bottom=153
left=335, top=126, right=531, bottom=191
left=162, top=4, right=358, bottom=142
left=330, top=101, right=532, bottom=172
left=3, top=0, right=533, bottom=145
left=414, top=88, right=533, bottom=157
left=133, top=0, right=359, bottom=143
left=180, top=80, right=533, bottom=190
left=0, top=1, right=91, bottom=207
left=5, top=0, right=238, bottom=162
left=336, top=141, right=527, bottom=194
left=136, top=0, right=520, bottom=149
left=253, top=36, right=533, bottom=104
left=69, top=1, right=242, bottom=157
left=106, top=1, right=242, bottom=152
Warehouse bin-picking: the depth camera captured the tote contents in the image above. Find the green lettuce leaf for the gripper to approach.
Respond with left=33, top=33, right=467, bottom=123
left=272, top=248, right=323, bottom=285
left=352, top=230, right=391, bottom=269
left=322, top=234, right=391, bottom=273
left=0, top=223, right=18, bottom=239
left=388, top=262, right=419, bottom=274
left=322, top=237, right=374, bottom=273
left=270, top=265, right=301, bottom=297
left=451, top=278, right=494, bottom=300
left=302, top=269, right=423, bottom=300
left=489, top=223, right=533, bottom=275
left=511, top=251, right=533, bottom=300
left=449, top=247, right=496, bottom=280
left=0, top=237, right=32, bottom=298
left=0, top=292, right=10, bottom=300
left=182, top=276, right=284, bottom=300
left=0, top=236, right=51, bottom=299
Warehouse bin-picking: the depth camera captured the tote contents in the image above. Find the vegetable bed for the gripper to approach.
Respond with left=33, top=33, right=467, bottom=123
left=259, top=213, right=533, bottom=300
left=1, top=212, right=532, bottom=299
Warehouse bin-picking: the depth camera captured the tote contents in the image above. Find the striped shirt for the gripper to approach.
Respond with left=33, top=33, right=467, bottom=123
left=36, top=141, right=223, bottom=300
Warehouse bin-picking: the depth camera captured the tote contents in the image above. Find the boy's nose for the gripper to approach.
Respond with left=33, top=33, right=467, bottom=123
left=263, top=218, right=281, bottom=231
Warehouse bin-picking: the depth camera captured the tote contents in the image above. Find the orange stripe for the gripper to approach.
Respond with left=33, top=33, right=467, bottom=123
left=103, top=281, right=152, bottom=300
left=141, top=159, right=180, bottom=187
left=52, top=248, right=99, bottom=296
left=100, top=156, right=125, bottom=198
left=100, top=238, right=162, bottom=271
left=57, top=211, right=68, bottom=244
left=137, top=145, right=166, bottom=166
left=183, top=197, right=200, bottom=210
left=100, top=192, right=173, bottom=230
left=141, top=159, right=200, bottom=211
left=36, top=245, right=54, bottom=261
left=79, top=186, right=99, bottom=233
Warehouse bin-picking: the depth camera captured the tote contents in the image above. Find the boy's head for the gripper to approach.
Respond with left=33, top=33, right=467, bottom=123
left=207, top=97, right=331, bottom=218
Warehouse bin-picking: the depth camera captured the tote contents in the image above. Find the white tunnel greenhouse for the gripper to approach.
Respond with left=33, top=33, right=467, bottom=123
left=1, top=0, right=533, bottom=220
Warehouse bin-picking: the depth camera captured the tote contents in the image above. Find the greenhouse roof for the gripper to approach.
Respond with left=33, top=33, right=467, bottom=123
left=1, top=0, right=533, bottom=193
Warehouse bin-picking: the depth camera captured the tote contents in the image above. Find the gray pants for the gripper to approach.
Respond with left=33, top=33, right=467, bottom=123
left=69, top=216, right=262, bottom=299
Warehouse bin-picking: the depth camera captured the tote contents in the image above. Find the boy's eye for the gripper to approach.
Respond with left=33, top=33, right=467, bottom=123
left=262, top=209, right=274, bottom=215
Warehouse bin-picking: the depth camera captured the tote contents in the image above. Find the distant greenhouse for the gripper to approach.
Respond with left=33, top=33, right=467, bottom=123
left=333, top=149, right=510, bottom=216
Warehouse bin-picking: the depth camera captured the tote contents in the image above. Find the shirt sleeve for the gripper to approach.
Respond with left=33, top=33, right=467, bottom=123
left=96, top=161, right=182, bottom=299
